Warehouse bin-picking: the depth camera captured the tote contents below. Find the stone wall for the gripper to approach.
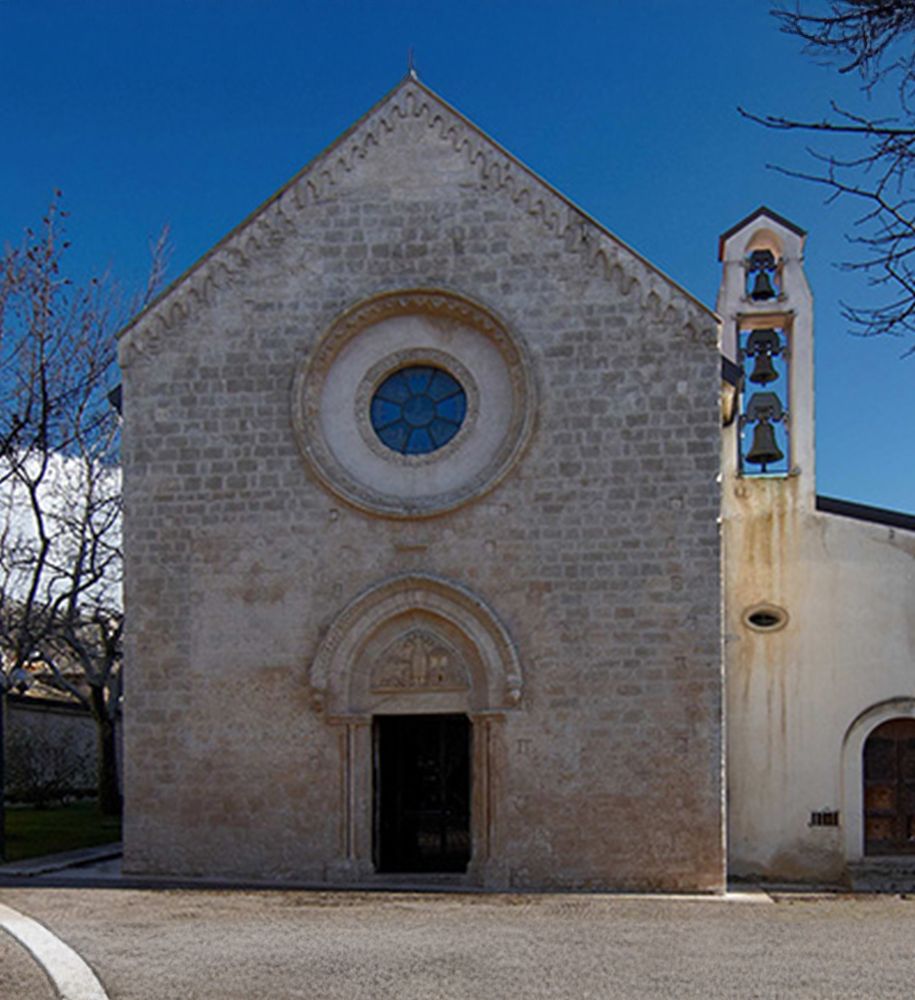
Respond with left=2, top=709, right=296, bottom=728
left=4, top=697, right=97, bottom=804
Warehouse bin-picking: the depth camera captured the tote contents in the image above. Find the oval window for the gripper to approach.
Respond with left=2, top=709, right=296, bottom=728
left=743, top=604, right=789, bottom=632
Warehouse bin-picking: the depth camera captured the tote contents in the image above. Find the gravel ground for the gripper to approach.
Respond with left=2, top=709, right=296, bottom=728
left=0, top=924, right=57, bottom=1000
left=1, top=888, right=914, bottom=1000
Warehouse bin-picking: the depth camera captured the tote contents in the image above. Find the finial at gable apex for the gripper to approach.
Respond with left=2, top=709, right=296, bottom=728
left=407, top=47, right=419, bottom=81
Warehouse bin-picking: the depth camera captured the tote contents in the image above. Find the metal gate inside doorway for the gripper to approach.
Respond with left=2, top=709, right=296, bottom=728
left=374, top=714, right=471, bottom=873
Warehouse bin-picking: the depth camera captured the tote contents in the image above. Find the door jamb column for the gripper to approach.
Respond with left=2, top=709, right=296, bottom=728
left=468, top=711, right=506, bottom=886
left=326, top=714, right=373, bottom=881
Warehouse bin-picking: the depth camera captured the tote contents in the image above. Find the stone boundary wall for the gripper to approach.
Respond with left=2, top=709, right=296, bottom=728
left=4, top=697, right=112, bottom=804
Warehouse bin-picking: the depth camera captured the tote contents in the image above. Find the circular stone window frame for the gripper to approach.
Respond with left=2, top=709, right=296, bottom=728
left=356, top=348, right=480, bottom=466
left=743, top=603, right=790, bottom=633
left=292, top=289, right=537, bottom=519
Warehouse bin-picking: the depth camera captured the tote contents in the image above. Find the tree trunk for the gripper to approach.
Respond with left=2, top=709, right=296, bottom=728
left=90, top=686, right=121, bottom=816
left=0, top=690, right=6, bottom=861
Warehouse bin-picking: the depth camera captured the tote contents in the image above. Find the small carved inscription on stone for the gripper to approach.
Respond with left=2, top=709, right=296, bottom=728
left=371, top=630, right=469, bottom=693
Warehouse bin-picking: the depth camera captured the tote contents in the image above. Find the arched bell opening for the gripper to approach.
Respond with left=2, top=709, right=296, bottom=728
left=737, top=318, right=791, bottom=477
left=743, top=229, right=784, bottom=302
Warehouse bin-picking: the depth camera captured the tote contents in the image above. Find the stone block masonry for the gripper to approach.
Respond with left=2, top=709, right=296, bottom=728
left=120, top=79, right=723, bottom=890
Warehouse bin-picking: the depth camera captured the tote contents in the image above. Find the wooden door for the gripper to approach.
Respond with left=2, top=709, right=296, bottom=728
left=864, top=718, right=915, bottom=855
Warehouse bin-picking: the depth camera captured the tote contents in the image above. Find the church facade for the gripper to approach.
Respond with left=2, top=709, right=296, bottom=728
left=118, top=77, right=915, bottom=890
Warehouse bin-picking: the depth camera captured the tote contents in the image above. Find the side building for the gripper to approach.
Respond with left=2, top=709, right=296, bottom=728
left=720, top=209, right=915, bottom=887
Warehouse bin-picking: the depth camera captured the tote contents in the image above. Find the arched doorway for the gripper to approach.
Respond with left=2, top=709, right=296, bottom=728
left=309, top=574, right=523, bottom=884
left=863, top=718, right=915, bottom=856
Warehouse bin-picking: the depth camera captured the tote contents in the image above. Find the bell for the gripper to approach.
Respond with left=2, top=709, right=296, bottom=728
left=749, top=351, right=778, bottom=384
left=745, top=391, right=783, bottom=424
left=750, top=269, right=776, bottom=301
left=747, top=249, right=778, bottom=301
left=749, top=249, right=776, bottom=269
left=746, top=420, right=784, bottom=468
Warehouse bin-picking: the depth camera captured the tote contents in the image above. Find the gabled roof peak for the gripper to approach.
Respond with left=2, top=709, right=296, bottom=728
left=120, top=75, right=718, bottom=360
left=718, top=206, right=807, bottom=260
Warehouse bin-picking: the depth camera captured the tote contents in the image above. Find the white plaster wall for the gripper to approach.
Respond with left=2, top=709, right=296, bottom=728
left=720, top=211, right=915, bottom=882
left=725, top=484, right=915, bottom=879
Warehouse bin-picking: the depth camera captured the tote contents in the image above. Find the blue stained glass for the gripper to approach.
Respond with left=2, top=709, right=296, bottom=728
left=429, top=418, right=459, bottom=447
left=371, top=365, right=466, bottom=455
left=371, top=398, right=402, bottom=429
left=406, top=428, right=434, bottom=454
left=403, top=394, right=435, bottom=427
left=375, top=378, right=411, bottom=404
left=428, top=370, right=459, bottom=401
left=405, top=368, right=433, bottom=394
left=377, top=421, right=410, bottom=453
left=436, top=394, right=466, bottom=424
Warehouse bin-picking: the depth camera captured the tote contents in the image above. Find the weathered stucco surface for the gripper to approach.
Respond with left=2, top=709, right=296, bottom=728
left=120, top=79, right=724, bottom=891
left=720, top=212, right=915, bottom=883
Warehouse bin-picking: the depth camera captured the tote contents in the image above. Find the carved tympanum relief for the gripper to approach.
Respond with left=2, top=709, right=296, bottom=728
left=310, top=574, right=524, bottom=716
left=371, top=630, right=470, bottom=693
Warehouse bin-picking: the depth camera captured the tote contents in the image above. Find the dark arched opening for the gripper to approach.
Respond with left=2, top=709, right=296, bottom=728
left=864, top=718, right=915, bottom=855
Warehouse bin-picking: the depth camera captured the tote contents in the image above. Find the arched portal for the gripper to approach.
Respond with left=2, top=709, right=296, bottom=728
left=309, top=574, right=522, bottom=883
left=863, top=718, right=915, bottom=856
left=842, top=699, right=915, bottom=862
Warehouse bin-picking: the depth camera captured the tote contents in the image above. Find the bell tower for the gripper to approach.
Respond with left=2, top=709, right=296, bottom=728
left=718, top=207, right=814, bottom=505
left=718, top=208, right=816, bottom=879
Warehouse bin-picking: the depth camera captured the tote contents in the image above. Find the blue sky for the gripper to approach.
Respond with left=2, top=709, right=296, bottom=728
left=1, top=0, right=912, bottom=512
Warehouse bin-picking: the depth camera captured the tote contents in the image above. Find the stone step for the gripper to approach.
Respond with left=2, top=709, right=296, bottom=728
left=849, top=860, right=915, bottom=893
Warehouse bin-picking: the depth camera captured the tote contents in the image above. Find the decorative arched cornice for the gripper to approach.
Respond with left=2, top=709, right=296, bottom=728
left=118, top=79, right=717, bottom=367
left=309, top=573, right=523, bottom=716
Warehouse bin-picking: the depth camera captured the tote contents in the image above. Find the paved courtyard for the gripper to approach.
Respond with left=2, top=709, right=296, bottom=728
left=1, top=887, right=914, bottom=1000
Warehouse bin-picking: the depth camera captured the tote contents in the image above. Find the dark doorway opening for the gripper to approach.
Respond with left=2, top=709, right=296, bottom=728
left=864, top=718, right=915, bottom=855
left=374, top=714, right=471, bottom=873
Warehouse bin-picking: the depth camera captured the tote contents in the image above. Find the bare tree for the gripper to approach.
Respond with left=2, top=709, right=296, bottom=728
left=742, top=2, right=915, bottom=350
left=0, top=197, right=166, bottom=834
